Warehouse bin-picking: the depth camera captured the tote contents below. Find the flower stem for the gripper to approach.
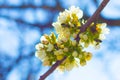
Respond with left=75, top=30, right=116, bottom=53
left=39, top=0, right=110, bottom=80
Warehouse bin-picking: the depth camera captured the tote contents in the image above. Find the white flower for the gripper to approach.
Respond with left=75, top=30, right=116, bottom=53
left=57, top=6, right=83, bottom=24
left=101, top=23, right=110, bottom=34
left=52, top=22, right=70, bottom=39
left=52, top=6, right=83, bottom=40
left=35, top=50, right=46, bottom=60
left=99, top=34, right=106, bottom=40
left=35, top=43, right=44, bottom=50
left=52, top=22, right=62, bottom=34
left=40, top=35, right=49, bottom=44
left=58, top=10, right=70, bottom=23
left=40, top=36, right=47, bottom=42
left=99, top=23, right=110, bottom=40
left=69, top=6, right=83, bottom=19
left=47, top=43, right=54, bottom=51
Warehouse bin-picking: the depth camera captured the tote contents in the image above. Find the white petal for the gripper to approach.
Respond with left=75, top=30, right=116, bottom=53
left=47, top=43, right=54, bottom=51
left=99, top=34, right=106, bottom=40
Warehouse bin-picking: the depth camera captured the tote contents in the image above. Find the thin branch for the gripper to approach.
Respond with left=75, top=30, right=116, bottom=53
left=0, top=5, right=64, bottom=11
left=39, top=57, right=66, bottom=80
left=81, top=0, right=110, bottom=32
left=1, top=2, right=120, bottom=27
left=0, top=15, right=52, bottom=29
left=83, top=14, right=120, bottom=26
left=39, top=0, right=110, bottom=80
left=92, top=0, right=120, bottom=26
left=76, top=0, right=110, bottom=42
left=99, top=16, right=120, bottom=26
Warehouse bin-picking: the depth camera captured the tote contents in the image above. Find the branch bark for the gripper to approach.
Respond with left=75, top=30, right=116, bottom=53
left=39, top=57, right=66, bottom=80
left=99, top=16, right=120, bottom=26
left=76, top=0, right=110, bottom=42
left=39, top=0, right=110, bottom=80
left=80, top=0, right=110, bottom=32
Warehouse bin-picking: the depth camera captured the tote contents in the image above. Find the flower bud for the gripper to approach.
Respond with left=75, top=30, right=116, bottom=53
left=83, top=34, right=88, bottom=41
left=43, top=60, right=50, bottom=66
left=79, top=54, right=82, bottom=59
left=57, top=55, right=63, bottom=60
left=40, top=36, right=49, bottom=44
left=72, top=51, right=78, bottom=57
left=63, top=47, right=68, bottom=52
left=85, top=52, right=92, bottom=61
left=60, top=45, right=64, bottom=48
left=80, top=59, right=86, bottom=66
left=72, top=40, right=77, bottom=46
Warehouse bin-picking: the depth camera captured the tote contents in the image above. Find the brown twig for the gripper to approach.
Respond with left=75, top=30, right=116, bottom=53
left=39, top=0, right=110, bottom=80
left=39, top=57, right=66, bottom=80
left=81, top=0, right=110, bottom=32
left=99, top=16, right=120, bottom=26
left=75, top=0, right=110, bottom=42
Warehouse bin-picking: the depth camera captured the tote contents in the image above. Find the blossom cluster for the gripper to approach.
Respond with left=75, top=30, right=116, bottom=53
left=52, top=6, right=83, bottom=40
left=80, top=22, right=109, bottom=48
left=35, top=6, right=109, bottom=71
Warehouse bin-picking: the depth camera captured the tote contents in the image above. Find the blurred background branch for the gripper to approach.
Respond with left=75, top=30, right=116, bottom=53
left=0, top=1, right=120, bottom=29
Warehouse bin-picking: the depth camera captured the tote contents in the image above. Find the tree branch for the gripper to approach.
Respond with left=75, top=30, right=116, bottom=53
left=80, top=0, right=110, bottom=32
left=83, top=14, right=120, bottom=26
left=39, top=57, right=66, bottom=80
left=76, top=0, right=110, bottom=42
left=0, top=5, right=63, bottom=11
left=99, top=16, right=120, bottom=26
left=0, top=15, right=52, bottom=29
left=39, top=0, right=110, bottom=79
